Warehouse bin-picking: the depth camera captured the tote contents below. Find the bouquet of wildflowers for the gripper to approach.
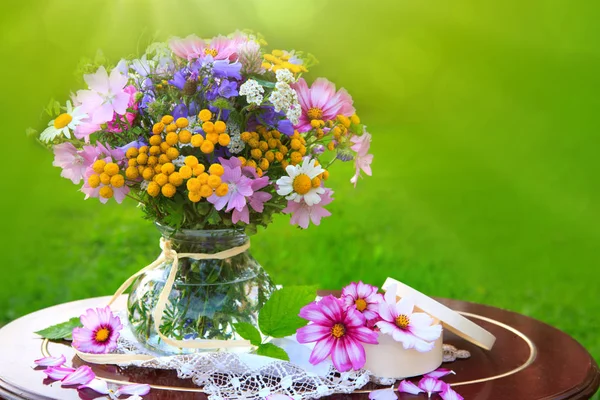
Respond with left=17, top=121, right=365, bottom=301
left=36, top=31, right=373, bottom=232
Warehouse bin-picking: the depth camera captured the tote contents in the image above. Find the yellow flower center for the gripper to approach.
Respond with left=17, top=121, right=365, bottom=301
left=95, top=327, right=110, bottom=342
left=54, top=113, right=73, bottom=129
left=395, top=314, right=410, bottom=329
left=292, top=173, right=312, bottom=195
left=355, top=298, right=368, bottom=312
left=307, top=107, right=323, bottom=120
left=204, top=48, right=218, bottom=57
left=331, top=323, right=346, bottom=338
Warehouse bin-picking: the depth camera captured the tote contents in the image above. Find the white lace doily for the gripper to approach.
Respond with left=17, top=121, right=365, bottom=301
left=111, top=312, right=469, bottom=399
left=113, top=312, right=370, bottom=399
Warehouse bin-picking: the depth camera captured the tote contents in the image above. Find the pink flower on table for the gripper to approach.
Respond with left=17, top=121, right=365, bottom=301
left=441, top=385, right=464, bottom=400
left=79, top=379, right=151, bottom=398
left=106, top=85, right=139, bottom=133
left=350, top=130, right=373, bottom=187
left=291, top=77, right=355, bottom=132
left=341, top=281, right=383, bottom=323
left=282, top=188, right=333, bottom=229
left=52, top=142, right=96, bottom=184
left=425, top=367, right=456, bottom=379
left=72, top=306, right=123, bottom=354
left=375, top=285, right=442, bottom=352
left=61, top=365, right=95, bottom=386
left=398, top=380, right=423, bottom=395
left=296, top=295, right=378, bottom=372
left=207, top=160, right=254, bottom=214
left=417, top=377, right=446, bottom=397
left=368, top=386, right=397, bottom=400
left=34, top=354, right=66, bottom=367
left=44, top=366, right=75, bottom=380
left=75, top=66, right=130, bottom=125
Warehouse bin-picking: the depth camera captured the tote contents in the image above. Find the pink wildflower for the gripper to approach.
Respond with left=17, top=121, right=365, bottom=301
left=296, top=295, right=378, bottom=372
left=282, top=188, right=333, bottom=229
left=292, top=78, right=355, bottom=132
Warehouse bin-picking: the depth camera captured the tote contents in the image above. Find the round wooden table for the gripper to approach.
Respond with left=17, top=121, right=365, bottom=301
left=0, top=295, right=597, bottom=399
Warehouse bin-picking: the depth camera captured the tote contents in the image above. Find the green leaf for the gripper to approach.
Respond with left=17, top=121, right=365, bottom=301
left=35, top=317, right=81, bottom=340
left=256, top=343, right=290, bottom=361
left=253, top=78, right=276, bottom=89
left=206, top=208, right=222, bottom=225
left=258, top=286, right=317, bottom=338
left=233, top=322, right=262, bottom=346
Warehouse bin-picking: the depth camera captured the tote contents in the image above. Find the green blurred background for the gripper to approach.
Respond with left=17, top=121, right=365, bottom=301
left=1, top=0, right=599, bottom=376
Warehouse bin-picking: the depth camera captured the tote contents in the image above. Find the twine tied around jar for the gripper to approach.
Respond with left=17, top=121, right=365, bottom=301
left=75, top=237, right=252, bottom=364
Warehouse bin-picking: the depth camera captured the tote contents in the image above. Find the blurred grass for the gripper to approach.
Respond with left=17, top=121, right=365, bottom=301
left=0, top=0, right=599, bottom=391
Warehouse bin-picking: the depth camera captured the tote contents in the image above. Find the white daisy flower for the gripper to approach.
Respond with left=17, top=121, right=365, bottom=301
left=40, top=101, right=87, bottom=142
left=276, top=157, right=326, bottom=206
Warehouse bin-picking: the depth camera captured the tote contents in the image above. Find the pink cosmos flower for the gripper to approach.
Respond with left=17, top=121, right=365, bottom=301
left=75, top=66, right=130, bottom=124
left=425, top=368, right=456, bottom=379
left=72, top=306, right=123, bottom=354
left=282, top=188, right=334, bottom=229
left=61, top=365, right=95, bottom=386
left=170, top=34, right=247, bottom=61
left=375, top=285, right=442, bottom=352
left=106, top=85, right=138, bottom=133
left=52, top=142, right=96, bottom=184
left=34, top=354, right=66, bottom=367
left=350, top=131, right=373, bottom=187
left=441, top=385, right=464, bottom=400
left=418, top=377, right=446, bottom=397
left=341, top=281, right=383, bottom=323
left=169, top=35, right=205, bottom=60
left=296, top=295, right=378, bottom=372
left=207, top=160, right=254, bottom=213
left=398, top=380, right=423, bottom=395
left=44, top=366, right=75, bottom=380
left=368, top=386, right=397, bottom=400
left=292, top=77, right=355, bottom=132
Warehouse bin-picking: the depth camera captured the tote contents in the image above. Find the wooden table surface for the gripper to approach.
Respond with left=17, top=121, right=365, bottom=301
left=0, top=295, right=598, bottom=400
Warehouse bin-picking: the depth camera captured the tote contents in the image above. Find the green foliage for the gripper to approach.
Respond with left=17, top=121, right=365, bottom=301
left=233, top=322, right=262, bottom=346
left=258, top=286, right=317, bottom=338
left=256, top=343, right=290, bottom=361
left=35, top=317, right=81, bottom=340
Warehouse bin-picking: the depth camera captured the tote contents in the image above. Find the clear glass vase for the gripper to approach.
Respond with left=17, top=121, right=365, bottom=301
left=127, top=223, right=275, bottom=354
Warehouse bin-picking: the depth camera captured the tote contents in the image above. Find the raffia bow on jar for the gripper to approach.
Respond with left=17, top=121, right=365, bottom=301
left=74, top=235, right=259, bottom=364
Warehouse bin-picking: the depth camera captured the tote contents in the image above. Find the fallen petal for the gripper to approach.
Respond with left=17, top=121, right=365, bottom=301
left=418, top=377, right=446, bottom=397
left=425, top=368, right=456, bottom=379
left=115, top=383, right=151, bottom=396
left=398, top=380, right=423, bottom=395
left=44, top=366, right=75, bottom=381
left=368, top=386, right=398, bottom=400
left=34, top=355, right=67, bottom=367
left=61, top=365, right=95, bottom=386
left=441, top=385, right=464, bottom=400
left=78, top=379, right=110, bottom=394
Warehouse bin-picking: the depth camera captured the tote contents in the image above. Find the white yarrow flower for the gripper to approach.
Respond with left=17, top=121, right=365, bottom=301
left=275, top=68, right=295, bottom=84
left=269, top=81, right=301, bottom=125
left=276, top=157, right=325, bottom=206
left=239, top=79, right=264, bottom=106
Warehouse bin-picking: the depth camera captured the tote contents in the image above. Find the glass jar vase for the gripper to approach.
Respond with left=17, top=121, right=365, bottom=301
left=127, top=223, right=275, bottom=354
